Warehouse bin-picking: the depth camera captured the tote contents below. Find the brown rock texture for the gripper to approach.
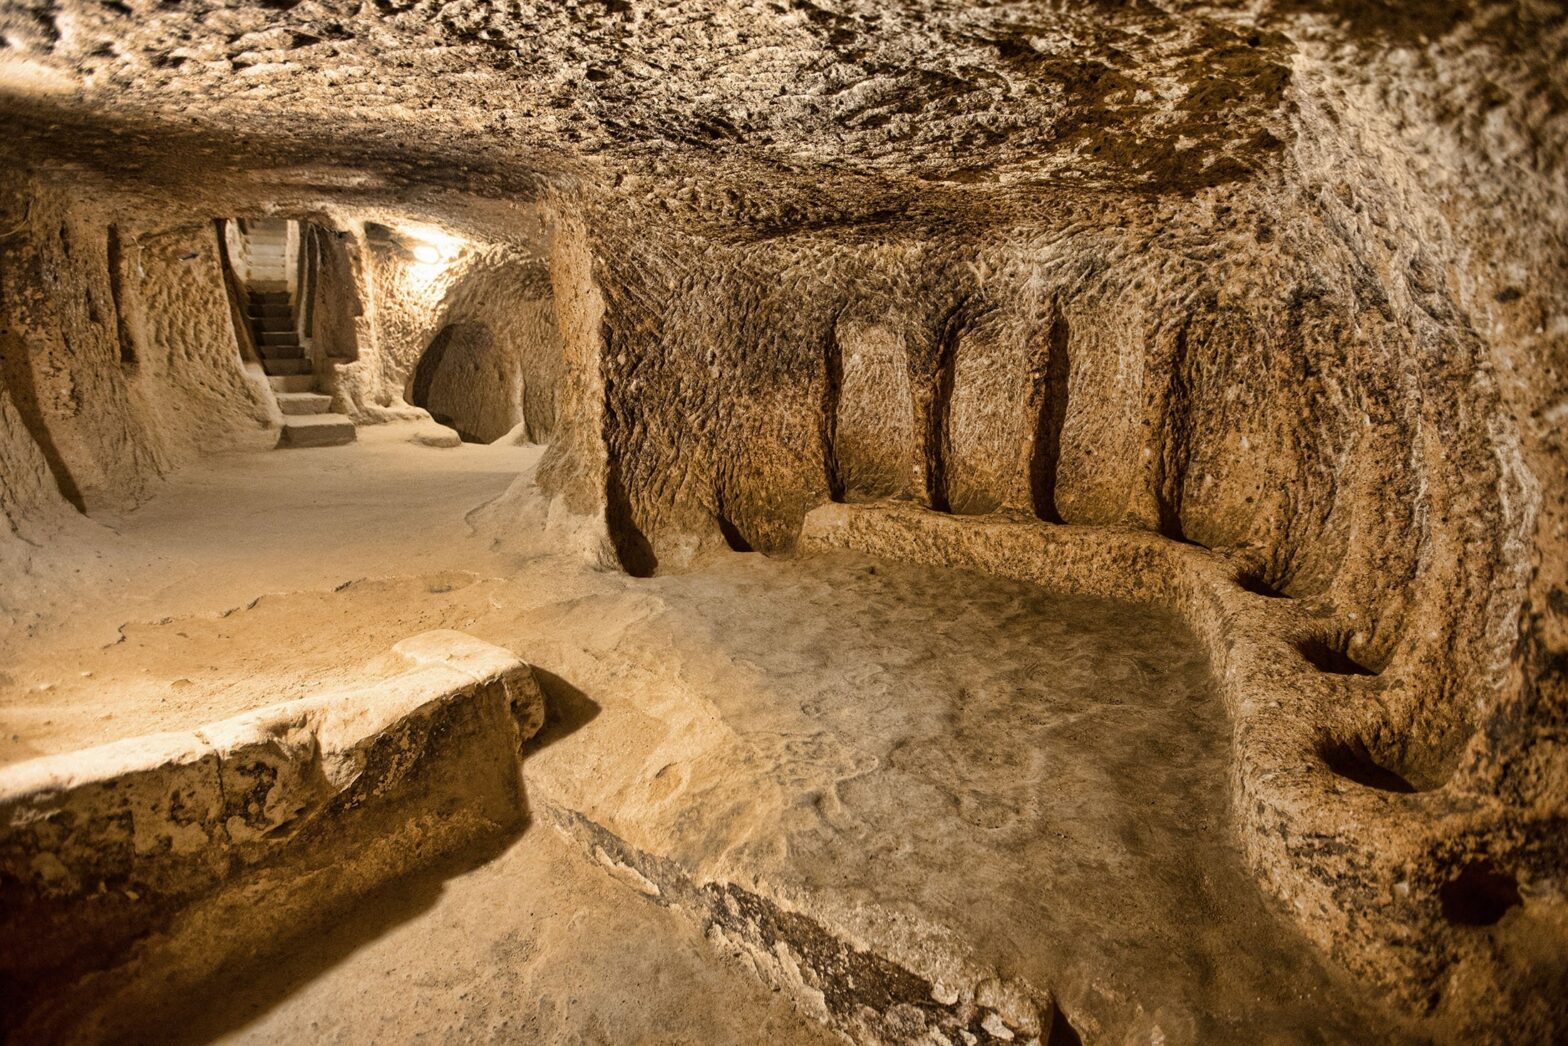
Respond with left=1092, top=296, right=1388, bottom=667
left=0, top=0, right=1565, bottom=1041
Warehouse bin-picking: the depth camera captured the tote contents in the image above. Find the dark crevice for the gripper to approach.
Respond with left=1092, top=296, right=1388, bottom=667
left=605, top=452, right=656, bottom=576
left=715, top=509, right=754, bottom=553
left=105, top=224, right=136, bottom=368
left=820, top=312, right=844, bottom=502
left=601, top=324, right=657, bottom=578
left=1320, top=737, right=1416, bottom=793
left=1047, top=1006, right=1084, bottom=1046
left=1030, top=310, right=1071, bottom=523
left=0, top=332, right=87, bottom=512
left=924, top=299, right=967, bottom=513
left=1154, top=323, right=1190, bottom=542
left=1297, top=634, right=1379, bottom=676
left=1440, top=862, right=1521, bottom=926
left=1236, top=568, right=1291, bottom=598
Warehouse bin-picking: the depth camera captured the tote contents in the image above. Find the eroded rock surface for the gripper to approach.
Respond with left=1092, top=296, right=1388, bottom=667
left=0, top=0, right=1565, bottom=1042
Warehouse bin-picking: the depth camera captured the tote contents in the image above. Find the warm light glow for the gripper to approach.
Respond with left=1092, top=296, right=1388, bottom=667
left=399, top=224, right=468, bottom=287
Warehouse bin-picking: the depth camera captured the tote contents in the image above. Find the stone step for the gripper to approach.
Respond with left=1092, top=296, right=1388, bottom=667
left=249, top=290, right=289, bottom=304
left=249, top=303, right=292, bottom=319
left=260, top=343, right=305, bottom=360
left=268, top=374, right=315, bottom=393
left=251, top=319, right=296, bottom=335
left=276, top=392, right=334, bottom=416
left=278, top=413, right=356, bottom=448
left=259, top=331, right=300, bottom=347
left=263, top=358, right=312, bottom=376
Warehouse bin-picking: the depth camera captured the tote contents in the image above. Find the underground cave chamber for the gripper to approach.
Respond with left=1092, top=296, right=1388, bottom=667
left=0, top=1, right=1566, bottom=1044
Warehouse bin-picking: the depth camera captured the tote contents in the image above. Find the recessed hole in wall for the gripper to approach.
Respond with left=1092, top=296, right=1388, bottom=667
left=408, top=322, right=509, bottom=443
left=1253, top=544, right=1335, bottom=600
left=1235, top=568, right=1290, bottom=598
left=1296, top=634, right=1378, bottom=676
left=1319, top=737, right=1416, bottom=793
left=716, top=512, right=754, bottom=553
left=106, top=224, right=137, bottom=368
left=1439, top=862, right=1522, bottom=926
left=1047, top=1005, right=1083, bottom=1046
left=1028, top=311, right=1070, bottom=524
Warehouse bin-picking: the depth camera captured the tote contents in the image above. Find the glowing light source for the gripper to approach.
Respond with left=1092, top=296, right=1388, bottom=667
left=396, top=224, right=468, bottom=288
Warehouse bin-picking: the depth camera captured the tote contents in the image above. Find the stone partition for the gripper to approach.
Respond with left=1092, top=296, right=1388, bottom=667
left=0, top=630, right=543, bottom=1043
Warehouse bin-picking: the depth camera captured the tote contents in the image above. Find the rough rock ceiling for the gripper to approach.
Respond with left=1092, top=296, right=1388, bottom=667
left=0, top=1, right=1560, bottom=240
left=2, top=0, right=1295, bottom=189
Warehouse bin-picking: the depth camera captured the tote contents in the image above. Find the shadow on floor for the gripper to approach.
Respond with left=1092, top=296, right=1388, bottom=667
left=526, top=667, right=602, bottom=752
left=143, top=831, right=521, bottom=1046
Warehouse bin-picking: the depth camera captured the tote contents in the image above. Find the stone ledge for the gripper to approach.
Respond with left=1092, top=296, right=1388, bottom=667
left=541, top=801, right=1070, bottom=1045
left=798, top=500, right=1543, bottom=1039
left=0, top=629, right=542, bottom=1042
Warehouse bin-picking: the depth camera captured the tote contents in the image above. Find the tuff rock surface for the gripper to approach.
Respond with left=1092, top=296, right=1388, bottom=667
left=0, top=0, right=1565, bottom=1042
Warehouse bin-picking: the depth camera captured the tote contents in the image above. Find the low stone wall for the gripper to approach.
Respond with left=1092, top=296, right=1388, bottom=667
left=800, top=502, right=1561, bottom=1042
left=0, top=630, right=543, bottom=1043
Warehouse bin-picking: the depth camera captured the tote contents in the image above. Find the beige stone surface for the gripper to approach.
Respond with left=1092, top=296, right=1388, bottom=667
left=0, top=0, right=1564, bottom=1041
left=0, top=441, right=1434, bottom=1043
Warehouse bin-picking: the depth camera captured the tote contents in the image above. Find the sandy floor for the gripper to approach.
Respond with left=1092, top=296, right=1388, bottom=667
left=149, top=827, right=839, bottom=1046
left=0, top=423, right=545, bottom=761
left=0, top=426, right=1397, bottom=1042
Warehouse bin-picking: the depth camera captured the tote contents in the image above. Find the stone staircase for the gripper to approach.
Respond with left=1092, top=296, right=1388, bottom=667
left=244, top=222, right=355, bottom=449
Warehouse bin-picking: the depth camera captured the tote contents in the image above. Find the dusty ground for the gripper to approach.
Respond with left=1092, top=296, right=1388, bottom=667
left=0, top=426, right=1398, bottom=1041
left=157, top=827, right=839, bottom=1046
left=0, top=423, right=542, bottom=761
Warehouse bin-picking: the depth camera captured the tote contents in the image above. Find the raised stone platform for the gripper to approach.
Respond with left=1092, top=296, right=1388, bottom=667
left=517, top=543, right=1403, bottom=1044
left=0, top=630, right=543, bottom=1043
left=277, top=412, right=357, bottom=448
left=795, top=501, right=1562, bottom=1041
